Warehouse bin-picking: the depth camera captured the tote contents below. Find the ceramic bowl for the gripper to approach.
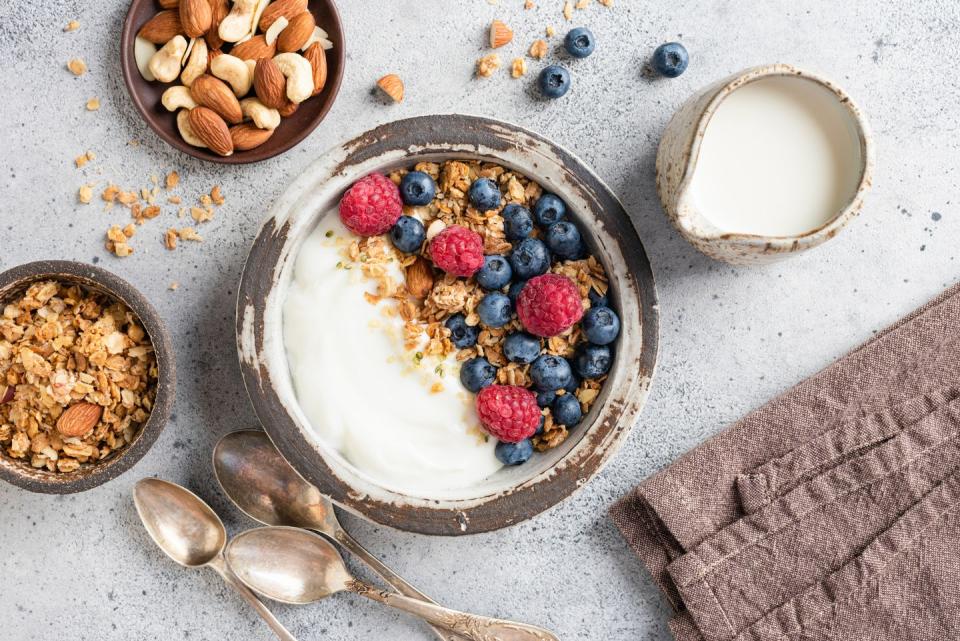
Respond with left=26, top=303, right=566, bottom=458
left=0, top=261, right=175, bottom=493
left=236, top=115, right=659, bottom=535
left=120, top=0, right=345, bottom=164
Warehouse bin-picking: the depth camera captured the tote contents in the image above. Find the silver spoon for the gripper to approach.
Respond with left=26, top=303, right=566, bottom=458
left=132, top=478, right=298, bottom=641
left=226, top=526, right=560, bottom=641
left=212, top=429, right=463, bottom=641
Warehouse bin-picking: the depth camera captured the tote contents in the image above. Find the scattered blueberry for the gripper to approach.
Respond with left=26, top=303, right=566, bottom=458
left=445, top=313, right=479, bottom=349
left=545, top=221, right=583, bottom=260
left=652, top=42, right=689, bottom=78
left=508, top=279, right=528, bottom=304
left=476, top=255, right=513, bottom=290
left=538, top=64, right=571, bottom=99
left=552, top=393, right=583, bottom=426
left=460, top=357, right=497, bottom=392
left=503, top=332, right=541, bottom=364
left=530, top=354, right=573, bottom=392
left=399, top=171, right=436, bottom=206
left=564, top=27, right=596, bottom=58
left=468, top=178, right=502, bottom=212
left=533, top=193, right=567, bottom=227
left=495, top=439, right=534, bottom=465
left=388, top=215, right=426, bottom=253
left=477, top=292, right=513, bottom=327
left=537, top=390, right=556, bottom=408
left=588, top=289, right=608, bottom=308
left=582, top=306, right=620, bottom=346
left=509, top=238, right=551, bottom=279
left=502, top=204, right=534, bottom=241
left=574, top=344, right=612, bottom=379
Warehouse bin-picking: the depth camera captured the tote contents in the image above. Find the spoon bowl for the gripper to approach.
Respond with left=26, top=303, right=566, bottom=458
left=133, top=478, right=226, bottom=567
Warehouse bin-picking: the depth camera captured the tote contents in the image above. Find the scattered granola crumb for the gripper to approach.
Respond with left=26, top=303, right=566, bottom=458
left=598, top=0, right=612, bottom=5
left=64, top=20, right=80, bottom=32
left=476, top=54, right=501, bottom=78
left=525, top=0, right=535, bottom=7
left=86, top=97, right=100, bottom=111
left=210, top=185, right=225, bottom=205
left=575, top=0, right=590, bottom=8
left=168, top=195, right=182, bottom=205
left=164, top=229, right=178, bottom=250
left=511, top=57, right=527, bottom=78
left=562, top=1, right=573, bottom=20
left=529, top=39, right=548, bottom=59
left=74, top=150, right=95, bottom=168
left=106, top=226, right=133, bottom=257
left=169, top=282, right=179, bottom=291
left=165, top=171, right=180, bottom=190
left=178, top=227, right=203, bottom=242
left=122, top=224, right=136, bottom=238
left=78, top=185, right=93, bottom=204
left=545, top=25, right=556, bottom=37
left=190, top=207, right=213, bottom=223
left=67, top=58, right=87, bottom=76
left=128, top=139, right=141, bottom=147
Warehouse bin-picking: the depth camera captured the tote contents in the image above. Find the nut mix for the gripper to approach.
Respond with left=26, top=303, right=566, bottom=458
left=0, top=282, right=158, bottom=473
left=134, top=0, right=334, bottom=156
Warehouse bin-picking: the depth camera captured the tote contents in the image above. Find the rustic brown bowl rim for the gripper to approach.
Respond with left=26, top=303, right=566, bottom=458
left=0, top=261, right=176, bottom=493
left=119, top=0, right=345, bottom=165
left=236, top=115, right=660, bottom=535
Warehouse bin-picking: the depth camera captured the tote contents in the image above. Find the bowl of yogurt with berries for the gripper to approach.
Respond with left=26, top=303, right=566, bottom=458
left=238, top=115, right=659, bottom=535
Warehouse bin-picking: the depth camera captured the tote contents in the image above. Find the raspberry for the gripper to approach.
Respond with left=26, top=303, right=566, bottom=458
left=338, top=174, right=403, bottom=237
left=475, top=385, right=541, bottom=443
left=516, top=273, right=584, bottom=337
left=429, top=225, right=485, bottom=277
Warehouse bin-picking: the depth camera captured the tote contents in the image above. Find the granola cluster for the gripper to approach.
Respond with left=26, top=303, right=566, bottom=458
left=0, top=282, right=158, bottom=473
left=337, top=160, right=610, bottom=452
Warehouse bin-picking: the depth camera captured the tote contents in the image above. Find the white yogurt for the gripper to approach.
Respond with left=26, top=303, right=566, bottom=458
left=690, top=75, right=862, bottom=237
left=283, top=213, right=502, bottom=496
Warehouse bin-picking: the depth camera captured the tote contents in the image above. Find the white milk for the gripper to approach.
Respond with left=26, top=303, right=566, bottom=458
left=283, top=214, right=502, bottom=496
left=689, top=76, right=862, bottom=237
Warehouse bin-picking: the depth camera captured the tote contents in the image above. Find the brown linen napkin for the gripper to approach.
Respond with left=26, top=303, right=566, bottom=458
left=611, top=283, right=960, bottom=640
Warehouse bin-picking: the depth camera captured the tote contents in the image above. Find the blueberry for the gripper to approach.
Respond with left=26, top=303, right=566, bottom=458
left=460, top=357, right=497, bottom=392
left=552, top=393, right=583, bottom=427
left=530, top=354, right=573, bottom=392
left=399, top=171, right=436, bottom=206
left=495, top=439, right=534, bottom=465
left=445, top=313, right=479, bottom=349
left=652, top=42, right=689, bottom=78
left=537, top=390, right=556, bottom=408
left=509, top=238, right=551, bottom=279
left=582, top=306, right=620, bottom=345
left=545, top=221, right=583, bottom=260
left=588, top=289, right=608, bottom=308
left=476, top=255, right=513, bottom=290
left=536, top=414, right=546, bottom=435
left=538, top=64, right=571, bottom=99
left=502, top=204, right=534, bottom=241
left=477, top=292, right=513, bottom=327
left=388, top=216, right=426, bottom=253
left=468, top=178, right=502, bottom=212
left=503, top=332, right=541, bottom=364
left=564, top=371, right=580, bottom=393
left=533, top=193, right=567, bottom=227
left=564, top=27, right=596, bottom=58
left=508, top=279, right=528, bottom=304
left=574, top=344, right=612, bottom=379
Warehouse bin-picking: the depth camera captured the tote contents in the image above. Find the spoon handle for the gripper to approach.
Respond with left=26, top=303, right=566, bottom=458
left=346, top=578, right=559, bottom=641
left=334, top=529, right=467, bottom=641
left=209, top=556, right=300, bottom=641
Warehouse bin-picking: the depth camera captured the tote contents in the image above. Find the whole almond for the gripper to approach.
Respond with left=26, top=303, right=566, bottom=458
left=489, top=19, right=513, bottom=48
left=159, top=0, right=178, bottom=7
left=190, top=74, right=243, bottom=124
left=302, top=42, right=327, bottom=96
left=405, top=257, right=434, bottom=299
left=188, top=107, right=234, bottom=156
left=254, top=58, right=287, bottom=109
left=180, top=0, right=212, bottom=38
left=56, top=402, right=103, bottom=437
left=205, top=0, right=230, bottom=50
left=231, top=35, right=277, bottom=61
left=377, top=74, right=404, bottom=103
left=259, top=0, right=308, bottom=31
left=138, top=10, right=184, bottom=44
left=0, top=385, right=14, bottom=404
left=230, top=123, right=275, bottom=150
left=277, top=100, right=299, bottom=117
left=277, top=11, right=315, bottom=53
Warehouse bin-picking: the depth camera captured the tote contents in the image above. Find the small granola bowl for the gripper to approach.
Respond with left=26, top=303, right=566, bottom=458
left=237, top=115, right=659, bottom=535
left=0, top=261, right=175, bottom=494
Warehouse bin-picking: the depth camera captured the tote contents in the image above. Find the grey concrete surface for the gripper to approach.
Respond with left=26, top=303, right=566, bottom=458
left=1, top=1, right=959, bottom=639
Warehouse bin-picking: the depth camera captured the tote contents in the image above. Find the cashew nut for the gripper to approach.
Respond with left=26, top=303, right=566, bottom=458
left=176, top=109, right=207, bottom=148
left=264, top=16, right=288, bottom=46
left=219, top=0, right=265, bottom=43
left=161, top=86, right=198, bottom=112
left=180, top=38, right=208, bottom=86
left=272, top=52, right=313, bottom=104
left=134, top=36, right=158, bottom=81
left=148, top=35, right=188, bottom=83
left=239, top=97, right=281, bottom=130
left=210, top=54, right=253, bottom=97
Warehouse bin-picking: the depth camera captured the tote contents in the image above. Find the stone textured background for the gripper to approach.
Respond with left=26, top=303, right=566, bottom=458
left=1, top=1, right=959, bottom=639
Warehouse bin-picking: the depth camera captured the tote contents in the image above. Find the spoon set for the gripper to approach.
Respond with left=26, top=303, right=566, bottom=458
left=133, top=430, right=558, bottom=641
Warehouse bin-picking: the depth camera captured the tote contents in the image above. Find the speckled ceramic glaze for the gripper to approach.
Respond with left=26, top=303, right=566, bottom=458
left=656, top=64, right=874, bottom=264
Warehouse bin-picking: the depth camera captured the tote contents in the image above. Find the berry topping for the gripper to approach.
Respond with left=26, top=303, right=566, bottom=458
left=399, top=171, right=437, bottom=206
left=530, top=354, right=574, bottom=392
left=509, top=238, right=551, bottom=280
left=338, top=174, right=403, bottom=237
left=389, top=215, right=426, bottom=253
left=545, top=221, right=583, bottom=260
left=516, top=273, right=584, bottom=337
left=582, top=305, right=620, bottom=345
left=445, top=313, right=479, bottom=349
left=507, top=279, right=528, bottom=303
left=552, top=393, right=583, bottom=427
left=460, top=357, right=497, bottom=393
left=538, top=64, right=571, bottom=99
left=476, top=255, right=513, bottom=290
left=533, top=193, right=567, bottom=227
left=574, top=343, right=612, bottom=379
left=502, top=204, right=534, bottom=241
left=503, top=332, right=541, bottom=364
left=495, top=439, right=534, bottom=465
left=475, top=385, right=541, bottom=443
left=429, top=225, right=485, bottom=277
left=468, top=178, right=503, bottom=212
left=652, top=42, right=689, bottom=78
left=564, top=27, right=596, bottom=58
left=477, top=292, right=513, bottom=328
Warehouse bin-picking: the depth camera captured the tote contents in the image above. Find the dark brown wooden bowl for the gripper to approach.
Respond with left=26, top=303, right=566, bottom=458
left=0, top=261, right=176, bottom=493
left=120, top=0, right=345, bottom=164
